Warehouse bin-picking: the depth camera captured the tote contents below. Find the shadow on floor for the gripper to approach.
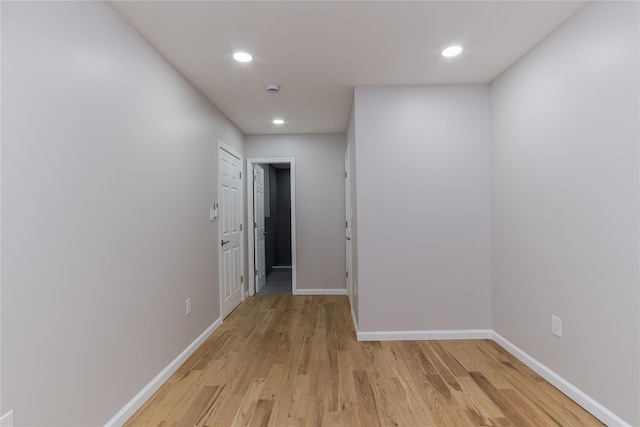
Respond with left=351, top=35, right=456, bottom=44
left=256, top=270, right=292, bottom=295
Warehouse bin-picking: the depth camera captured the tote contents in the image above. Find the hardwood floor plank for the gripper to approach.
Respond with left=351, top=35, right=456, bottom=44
left=338, top=401, right=360, bottom=427
left=247, top=399, right=274, bottom=427
left=202, top=394, right=243, bottom=427
left=124, top=296, right=604, bottom=427
left=258, top=363, right=285, bottom=401
left=336, top=350, right=358, bottom=404
left=140, top=370, right=203, bottom=425
left=457, top=376, right=505, bottom=420
left=352, top=370, right=381, bottom=427
left=490, top=417, right=512, bottom=426
left=392, top=366, right=438, bottom=426
left=231, top=378, right=266, bottom=426
left=418, top=341, right=462, bottom=392
left=176, top=385, right=222, bottom=427
left=400, top=341, right=453, bottom=403
left=447, top=380, right=494, bottom=426
left=288, top=374, right=311, bottom=420
left=326, top=357, right=340, bottom=411
left=303, top=397, right=325, bottom=427
left=382, top=376, right=427, bottom=427
left=470, top=371, right=532, bottom=426
left=500, top=388, right=561, bottom=427
left=429, top=341, right=470, bottom=378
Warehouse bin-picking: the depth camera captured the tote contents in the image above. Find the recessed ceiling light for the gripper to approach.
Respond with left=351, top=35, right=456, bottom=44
left=442, top=45, right=463, bottom=58
left=272, top=119, right=285, bottom=125
left=233, top=51, right=253, bottom=63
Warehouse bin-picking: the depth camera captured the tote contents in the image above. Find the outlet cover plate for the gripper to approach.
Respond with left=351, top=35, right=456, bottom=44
left=0, top=410, right=15, bottom=427
left=552, top=315, right=562, bottom=337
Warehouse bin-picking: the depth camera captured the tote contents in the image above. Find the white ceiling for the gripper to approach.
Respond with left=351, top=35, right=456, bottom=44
left=110, top=1, right=586, bottom=135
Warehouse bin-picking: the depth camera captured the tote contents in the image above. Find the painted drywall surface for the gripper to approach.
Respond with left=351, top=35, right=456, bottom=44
left=275, top=169, right=292, bottom=265
left=1, top=2, right=243, bottom=425
left=354, top=85, right=492, bottom=333
left=491, top=1, right=639, bottom=424
left=346, top=103, right=359, bottom=323
left=245, top=134, right=347, bottom=291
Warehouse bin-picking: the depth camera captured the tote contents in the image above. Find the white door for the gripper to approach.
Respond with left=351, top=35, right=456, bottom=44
left=253, top=165, right=266, bottom=293
left=345, top=148, right=353, bottom=303
left=219, top=147, right=243, bottom=318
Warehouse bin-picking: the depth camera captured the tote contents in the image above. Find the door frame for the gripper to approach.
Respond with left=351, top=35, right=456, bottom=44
left=218, top=141, right=245, bottom=319
left=246, top=157, right=297, bottom=296
left=345, top=146, right=353, bottom=305
left=252, top=164, right=266, bottom=293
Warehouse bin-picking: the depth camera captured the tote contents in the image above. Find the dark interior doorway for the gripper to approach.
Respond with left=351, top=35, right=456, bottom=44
left=257, top=163, right=292, bottom=295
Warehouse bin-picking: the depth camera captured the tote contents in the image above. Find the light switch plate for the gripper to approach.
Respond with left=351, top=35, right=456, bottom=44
left=1, top=410, right=15, bottom=427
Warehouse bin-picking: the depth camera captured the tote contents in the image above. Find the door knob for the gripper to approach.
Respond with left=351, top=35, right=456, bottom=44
left=221, top=240, right=229, bottom=246
left=346, top=237, right=351, bottom=240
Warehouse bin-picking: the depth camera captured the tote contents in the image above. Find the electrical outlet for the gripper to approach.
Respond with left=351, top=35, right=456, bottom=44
left=186, top=298, right=191, bottom=316
left=552, top=316, right=562, bottom=337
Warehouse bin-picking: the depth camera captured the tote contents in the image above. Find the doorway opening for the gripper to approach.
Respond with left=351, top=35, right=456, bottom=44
left=247, top=158, right=296, bottom=296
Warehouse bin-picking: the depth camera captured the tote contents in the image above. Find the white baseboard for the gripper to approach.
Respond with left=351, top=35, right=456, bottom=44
left=0, top=411, right=14, bottom=427
left=294, top=288, right=347, bottom=295
left=357, top=329, right=493, bottom=341
left=104, top=318, right=223, bottom=427
left=492, top=332, right=631, bottom=427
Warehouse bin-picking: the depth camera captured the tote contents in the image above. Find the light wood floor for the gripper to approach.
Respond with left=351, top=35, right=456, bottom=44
left=125, top=295, right=603, bottom=426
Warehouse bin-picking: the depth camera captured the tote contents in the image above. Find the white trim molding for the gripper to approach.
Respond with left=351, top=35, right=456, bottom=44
left=104, top=318, right=222, bottom=427
left=492, top=332, right=631, bottom=427
left=357, top=329, right=493, bottom=342
left=294, top=288, right=347, bottom=296
left=351, top=307, right=358, bottom=334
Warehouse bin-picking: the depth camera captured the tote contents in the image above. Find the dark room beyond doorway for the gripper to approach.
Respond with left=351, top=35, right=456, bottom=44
left=256, top=163, right=292, bottom=295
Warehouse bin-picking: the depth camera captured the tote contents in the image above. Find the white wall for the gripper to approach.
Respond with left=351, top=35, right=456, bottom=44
left=245, top=134, right=347, bottom=291
left=491, top=1, right=639, bottom=425
left=1, top=2, right=243, bottom=425
left=354, top=85, right=492, bottom=333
